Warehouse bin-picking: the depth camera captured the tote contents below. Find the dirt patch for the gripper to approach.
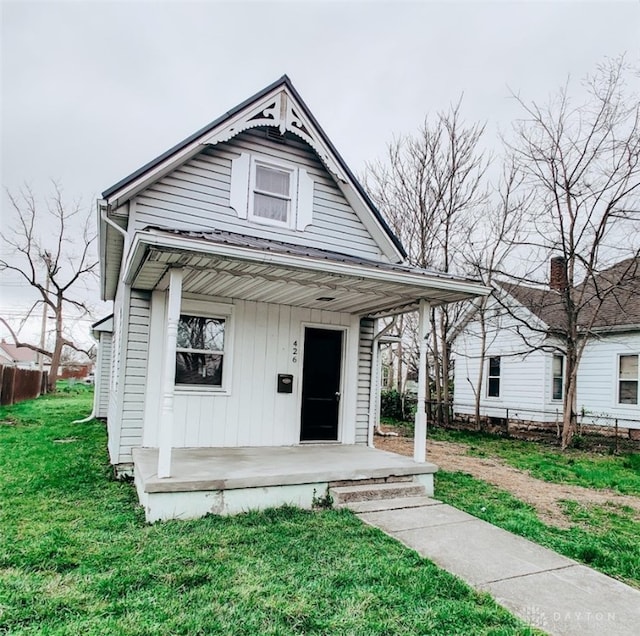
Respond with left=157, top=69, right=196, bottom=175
left=376, top=436, right=640, bottom=528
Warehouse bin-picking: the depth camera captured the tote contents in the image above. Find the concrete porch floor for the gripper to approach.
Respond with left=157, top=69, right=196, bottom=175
left=132, top=445, right=438, bottom=521
left=134, top=444, right=437, bottom=493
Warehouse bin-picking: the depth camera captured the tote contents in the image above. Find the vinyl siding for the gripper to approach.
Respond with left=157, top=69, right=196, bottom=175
left=453, top=301, right=550, bottom=420
left=453, top=300, right=640, bottom=429
left=356, top=318, right=374, bottom=445
left=106, top=290, right=124, bottom=464
left=96, top=332, right=112, bottom=418
left=576, top=332, right=640, bottom=428
left=132, top=129, right=384, bottom=260
left=118, top=291, right=151, bottom=462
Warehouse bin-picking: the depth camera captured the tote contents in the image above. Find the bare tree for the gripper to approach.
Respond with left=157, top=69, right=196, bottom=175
left=0, top=184, right=98, bottom=390
left=459, top=161, right=529, bottom=428
left=365, top=98, right=490, bottom=424
left=501, top=57, right=640, bottom=448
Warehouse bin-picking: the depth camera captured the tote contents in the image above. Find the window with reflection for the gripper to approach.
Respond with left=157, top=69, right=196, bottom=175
left=175, top=315, right=225, bottom=386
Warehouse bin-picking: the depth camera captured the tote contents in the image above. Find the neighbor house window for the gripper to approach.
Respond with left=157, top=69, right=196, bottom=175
left=175, top=315, right=225, bottom=387
left=552, top=355, right=564, bottom=400
left=618, top=354, right=638, bottom=405
left=251, top=162, right=293, bottom=225
left=487, top=356, right=501, bottom=397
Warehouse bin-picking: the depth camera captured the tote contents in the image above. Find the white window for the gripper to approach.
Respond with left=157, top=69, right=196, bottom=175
left=552, top=354, right=564, bottom=401
left=229, top=152, right=314, bottom=231
left=251, top=162, right=293, bottom=225
left=487, top=356, right=500, bottom=398
left=175, top=315, right=226, bottom=387
left=618, top=354, right=638, bottom=405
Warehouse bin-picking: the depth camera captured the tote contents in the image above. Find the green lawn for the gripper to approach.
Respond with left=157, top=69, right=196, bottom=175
left=430, top=428, right=640, bottom=495
left=435, top=472, right=640, bottom=589
left=428, top=429, right=640, bottom=588
left=0, top=392, right=535, bottom=635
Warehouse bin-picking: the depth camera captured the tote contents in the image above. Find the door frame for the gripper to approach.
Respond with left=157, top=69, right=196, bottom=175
left=297, top=323, right=348, bottom=443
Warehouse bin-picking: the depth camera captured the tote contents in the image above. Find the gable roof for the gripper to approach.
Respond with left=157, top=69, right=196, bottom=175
left=499, top=256, right=640, bottom=333
left=0, top=340, right=39, bottom=364
left=101, top=74, right=406, bottom=259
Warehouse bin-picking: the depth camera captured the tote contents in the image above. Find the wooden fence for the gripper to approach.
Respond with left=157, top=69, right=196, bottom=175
left=0, top=365, right=48, bottom=406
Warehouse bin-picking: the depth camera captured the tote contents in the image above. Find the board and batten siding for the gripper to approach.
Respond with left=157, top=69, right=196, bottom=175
left=356, top=318, right=374, bottom=445
left=143, top=294, right=362, bottom=449
left=95, top=332, right=112, bottom=418
left=130, top=129, right=385, bottom=260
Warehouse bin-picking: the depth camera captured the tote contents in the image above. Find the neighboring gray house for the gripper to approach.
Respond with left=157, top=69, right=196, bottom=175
left=453, top=257, right=640, bottom=433
left=91, top=315, right=113, bottom=419
left=97, top=76, right=488, bottom=520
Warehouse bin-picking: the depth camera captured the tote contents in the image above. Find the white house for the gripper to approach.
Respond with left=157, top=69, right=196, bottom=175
left=453, top=257, right=640, bottom=435
left=96, top=76, right=488, bottom=521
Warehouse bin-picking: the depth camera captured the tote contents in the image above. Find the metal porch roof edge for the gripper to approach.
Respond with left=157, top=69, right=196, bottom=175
left=101, top=75, right=407, bottom=259
left=91, top=314, right=114, bottom=331
left=124, top=228, right=490, bottom=300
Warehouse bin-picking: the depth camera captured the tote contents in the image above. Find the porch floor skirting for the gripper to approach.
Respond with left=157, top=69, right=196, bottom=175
left=132, top=445, right=438, bottom=522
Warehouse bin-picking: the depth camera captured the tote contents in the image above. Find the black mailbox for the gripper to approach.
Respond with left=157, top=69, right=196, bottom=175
left=277, top=374, right=293, bottom=393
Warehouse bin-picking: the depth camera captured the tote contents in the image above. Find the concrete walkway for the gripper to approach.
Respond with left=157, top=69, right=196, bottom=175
left=353, top=498, right=640, bottom=635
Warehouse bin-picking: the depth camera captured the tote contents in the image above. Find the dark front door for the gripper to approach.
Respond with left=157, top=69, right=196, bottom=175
left=300, top=327, right=343, bottom=441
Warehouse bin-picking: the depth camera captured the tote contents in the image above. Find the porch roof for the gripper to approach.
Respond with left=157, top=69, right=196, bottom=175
left=124, top=227, right=490, bottom=316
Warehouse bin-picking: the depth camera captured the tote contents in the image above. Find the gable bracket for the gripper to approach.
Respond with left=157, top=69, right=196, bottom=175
left=201, top=89, right=348, bottom=183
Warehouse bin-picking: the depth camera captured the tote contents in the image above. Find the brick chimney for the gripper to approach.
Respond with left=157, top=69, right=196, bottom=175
left=550, top=256, right=568, bottom=291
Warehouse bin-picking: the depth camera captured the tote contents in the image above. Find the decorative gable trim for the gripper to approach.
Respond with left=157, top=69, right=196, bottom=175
left=202, top=90, right=348, bottom=184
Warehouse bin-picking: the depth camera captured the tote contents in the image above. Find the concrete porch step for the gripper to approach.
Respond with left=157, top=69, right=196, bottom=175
left=330, top=480, right=426, bottom=504
left=329, top=475, right=414, bottom=488
left=337, top=496, right=440, bottom=513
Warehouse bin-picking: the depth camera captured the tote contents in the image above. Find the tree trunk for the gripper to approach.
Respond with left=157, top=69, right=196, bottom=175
left=474, top=305, right=488, bottom=431
left=440, top=309, right=450, bottom=426
left=561, top=346, right=579, bottom=449
left=47, top=296, right=64, bottom=392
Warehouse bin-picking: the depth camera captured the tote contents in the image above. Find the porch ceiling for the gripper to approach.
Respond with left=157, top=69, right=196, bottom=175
left=125, top=229, right=489, bottom=316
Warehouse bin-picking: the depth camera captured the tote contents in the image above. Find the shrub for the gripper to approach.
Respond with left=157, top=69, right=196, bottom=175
left=380, top=389, right=417, bottom=422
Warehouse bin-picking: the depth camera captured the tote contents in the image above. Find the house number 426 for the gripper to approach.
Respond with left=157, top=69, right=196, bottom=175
left=292, top=340, right=298, bottom=363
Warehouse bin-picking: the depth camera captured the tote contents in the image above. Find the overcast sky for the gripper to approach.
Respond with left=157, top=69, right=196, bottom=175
left=1, top=0, right=639, bottom=345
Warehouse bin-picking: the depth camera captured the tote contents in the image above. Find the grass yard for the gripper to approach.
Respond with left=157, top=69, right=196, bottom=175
left=435, top=472, right=640, bottom=589
left=430, top=428, right=640, bottom=495
left=424, top=429, right=640, bottom=589
left=0, top=392, right=535, bottom=635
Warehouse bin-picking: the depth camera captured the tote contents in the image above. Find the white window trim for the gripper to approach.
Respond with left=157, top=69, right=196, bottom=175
left=248, top=155, right=298, bottom=229
left=617, top=352, right=639, bottom=407
left=486, top=355, right=501, bottom=399
left=551, top=354, right=564, bottom=402
left=229, top=151, right=314, bottom=231
left=174, top=299, right=234, bottom=395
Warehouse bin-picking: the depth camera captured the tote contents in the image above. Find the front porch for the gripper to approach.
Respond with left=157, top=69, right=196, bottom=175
left=133, top=444, right=437, bottom=522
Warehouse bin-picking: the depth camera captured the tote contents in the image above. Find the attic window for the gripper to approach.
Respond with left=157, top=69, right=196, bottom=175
left=252, top=164, right=292, bottom=224
left=230, top=152, right=314, bottom=231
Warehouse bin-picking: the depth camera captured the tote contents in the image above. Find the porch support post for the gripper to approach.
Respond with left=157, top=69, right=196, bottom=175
left=157, top=268, right=183, bottom=479
left=414, top=299, right=430, bottom=463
